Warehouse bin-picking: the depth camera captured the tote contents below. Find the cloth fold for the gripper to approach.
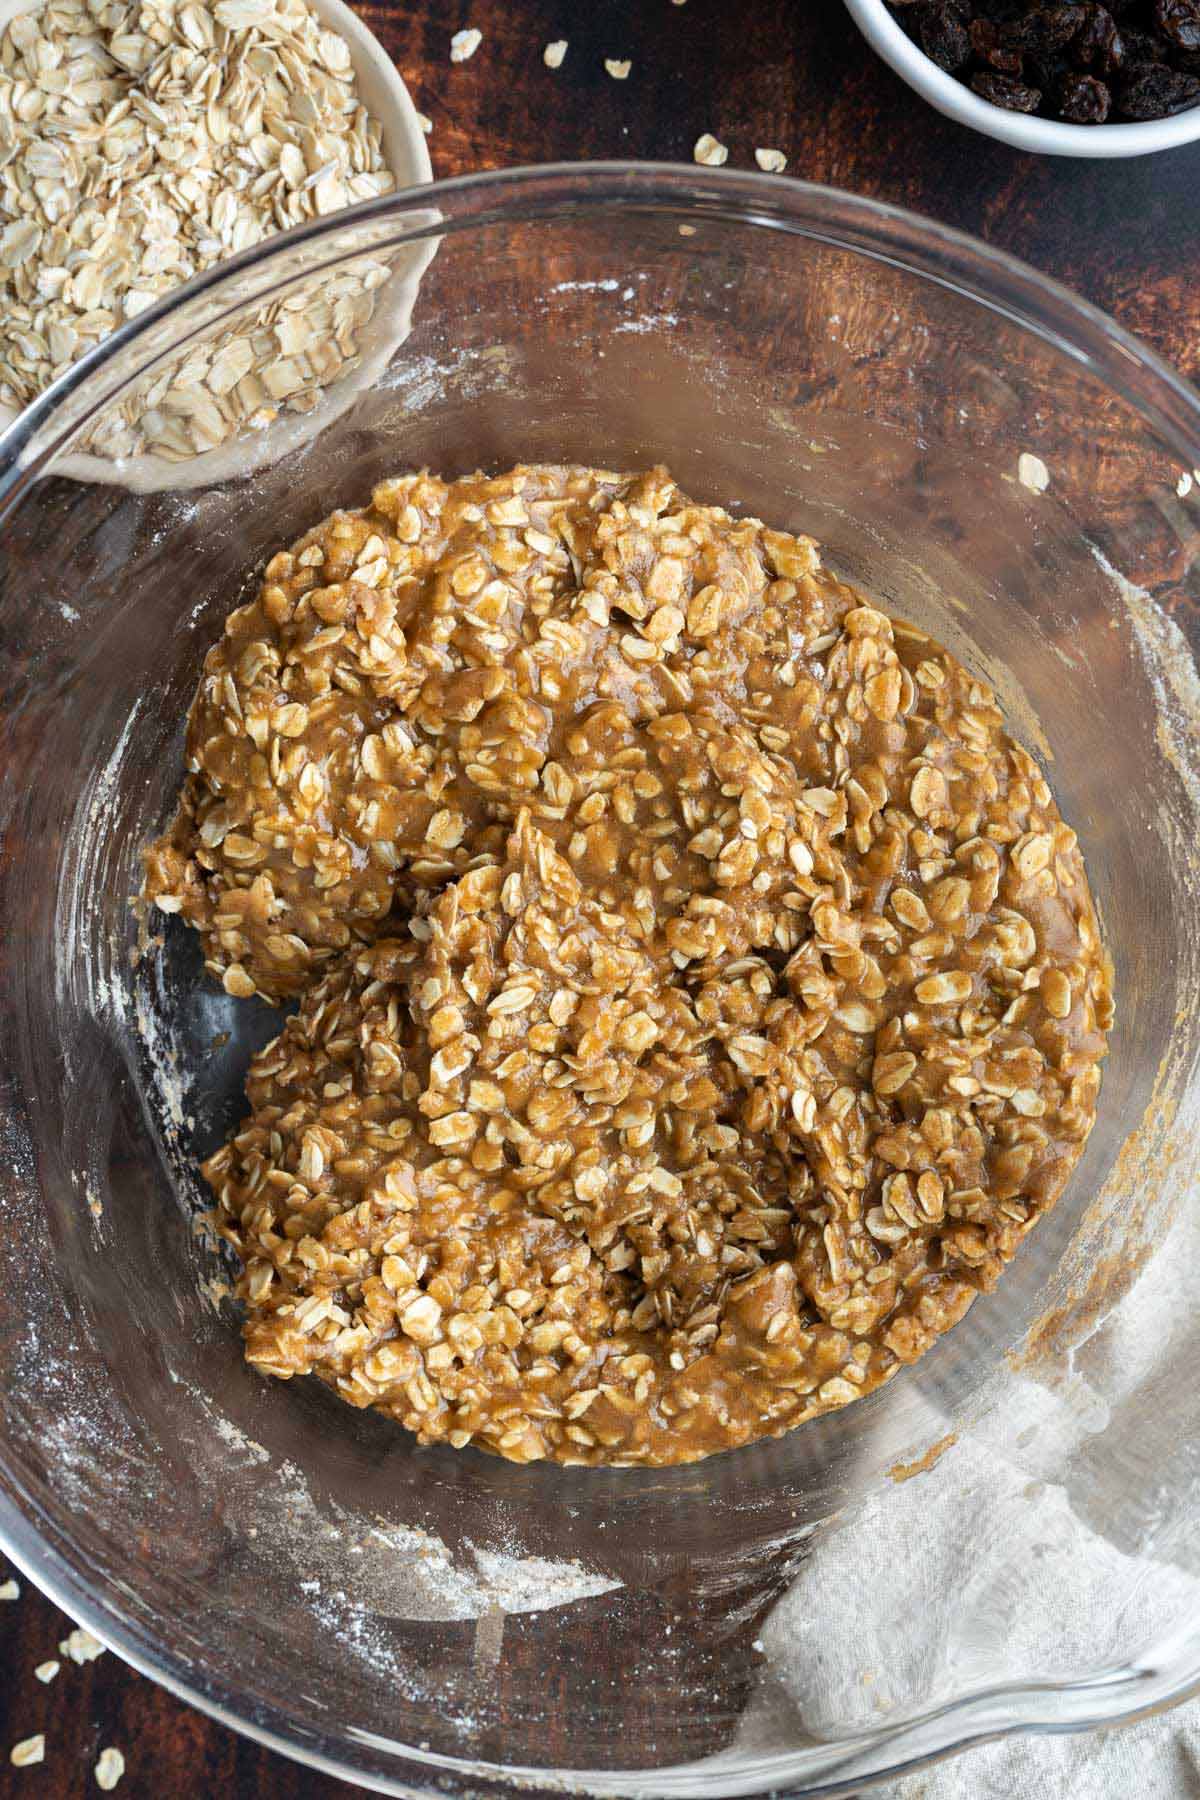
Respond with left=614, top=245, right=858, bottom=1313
left=729, top=1183, right=1200, bottom=1796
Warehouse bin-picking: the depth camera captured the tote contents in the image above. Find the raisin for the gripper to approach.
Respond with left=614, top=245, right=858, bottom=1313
left=969, top=17, right=1026, bottom=69
left=1073, top=4, right=1124, bottom=71
left=1025, top=45, right=1073, bottom=89
left=971, top=70, right=1044, bottom=107
left=887, top=0, right=1200, bottom=122
left=1118, top=60, right=1200, bottom=113
left=914, top=2, right=972, bottom=70
left=1156, top=0, right=1200, bottom=50
left=1118, top=28, right=1168, bottom=63
left=1058, top=70, right=1112, bottom=116
left=1020, top=5, right=1088, bottom=53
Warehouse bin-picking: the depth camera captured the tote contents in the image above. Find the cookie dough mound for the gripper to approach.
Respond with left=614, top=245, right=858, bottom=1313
left=144, top=463, right=840, bottom=998
left=204, top=817, right=822, bottom=1462
left=145, top=466, right=605, bottom=999
left=162, top=463, right=1114, bottom=1466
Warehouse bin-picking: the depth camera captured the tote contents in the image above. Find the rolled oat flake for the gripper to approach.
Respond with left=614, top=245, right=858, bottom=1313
left=95, top=1747, right=126, bottom=1790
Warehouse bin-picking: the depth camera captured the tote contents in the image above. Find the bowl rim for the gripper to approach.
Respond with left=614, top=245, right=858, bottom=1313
left=5, top=160, right=1200, bottom=513
left=842, top=0, right=1200, bottom=159
left=3, top=159, right=1200, bottom=1798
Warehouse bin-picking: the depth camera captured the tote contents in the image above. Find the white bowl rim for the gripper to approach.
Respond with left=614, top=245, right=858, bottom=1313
left=843, top=0, right=1200, bottom=158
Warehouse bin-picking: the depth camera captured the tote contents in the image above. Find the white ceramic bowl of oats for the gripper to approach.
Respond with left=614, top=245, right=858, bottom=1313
left=0, top=0, right=434, bottom=490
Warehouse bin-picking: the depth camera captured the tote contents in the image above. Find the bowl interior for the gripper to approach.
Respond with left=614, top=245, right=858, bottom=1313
left=1, top=170, right=1199, bottom=1795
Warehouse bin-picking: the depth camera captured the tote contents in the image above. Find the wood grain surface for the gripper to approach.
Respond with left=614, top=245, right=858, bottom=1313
left=4, top=0, right=1200, bottom=1795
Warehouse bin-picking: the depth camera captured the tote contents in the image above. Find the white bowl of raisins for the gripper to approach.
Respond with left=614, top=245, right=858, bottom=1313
left=844, top=0, right=1200, bottom=155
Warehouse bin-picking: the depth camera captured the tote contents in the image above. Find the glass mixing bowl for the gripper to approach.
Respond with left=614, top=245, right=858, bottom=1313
left=0, top=165, right=1198, bottom=1797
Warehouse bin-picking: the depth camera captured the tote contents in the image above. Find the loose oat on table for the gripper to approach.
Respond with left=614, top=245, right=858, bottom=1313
left=543, top=40, right=567, bottom=69
left=10, top=1736, right=44, bottom=1768
left=604, top=59, right=631, bottom=80
left=755, top=147, right=788, bottom=173
left=693, top=133, right=729, bottom=166
left=146, top=463, right=1113, bottom=1466
left=450, top=27, right=481, bottom=62
left=1018, top=452, right=1051, bottom=495
left=59, top=1627, right=106, bottom=1665
left=33, top=1662, right=59, bottom=1685
left=0, top=1578, right=19, bottom=1601
left=0, top=0, right=396, bottom=462
left=94, top=1748, right=126, bottom=1791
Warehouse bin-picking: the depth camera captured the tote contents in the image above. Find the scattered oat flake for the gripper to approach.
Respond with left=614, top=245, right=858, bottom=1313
left=34, top=1662, right=59, bottom=1684
left=59, top=1627, right=106, bottom=1664
left=543, top=39, right=567, bottom=68
left=95, top=1748, right=125, bottom=1791
left=1018, top=452, right=1050, bottom=493
left=755, top=147, right=788, bottom=172
left=693, top=133, right=728, bottom=166
left=605, top=58, right=631, bottom=79
left=1177, top=470, right=1192, bottom=497
left=450, top=27, right=481, bottom=62
left=416, top=111, right=433, bottom=134
left=0, top=1578, right=19, bottom=1600
left=10, top=1737, right=44, bottom=1768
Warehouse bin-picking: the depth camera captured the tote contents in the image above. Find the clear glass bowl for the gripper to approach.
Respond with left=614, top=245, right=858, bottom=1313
left=1, top=165, right=1198, bottom=1797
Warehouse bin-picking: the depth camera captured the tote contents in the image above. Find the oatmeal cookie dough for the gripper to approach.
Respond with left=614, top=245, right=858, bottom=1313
left=146, top=463, right=846, bottom=1000
left=149, top=463, right=1113, bottom=1466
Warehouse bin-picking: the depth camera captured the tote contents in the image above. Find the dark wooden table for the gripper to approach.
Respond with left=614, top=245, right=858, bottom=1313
left=4, top=0, right=1200, bottom=1794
